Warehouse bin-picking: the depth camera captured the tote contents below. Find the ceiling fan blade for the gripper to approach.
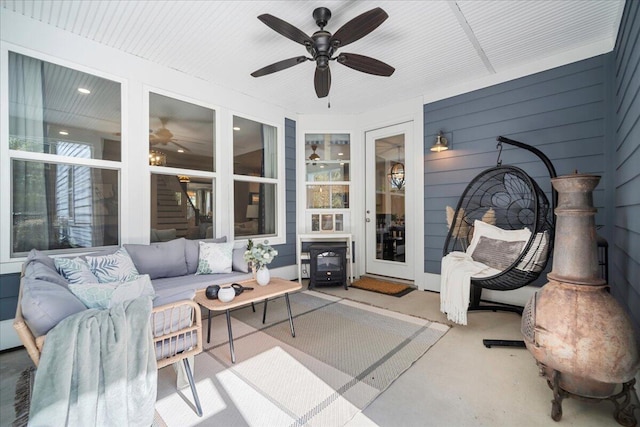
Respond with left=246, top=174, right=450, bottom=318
left=251, top=56, right=309, bottom=77
left=258, top=14, right=314, bottom=46
left=331, top=7, right=388, bottom=48
left=337, top=53, right=395, bottom=76
left=314, top=67, right=331, bottom=98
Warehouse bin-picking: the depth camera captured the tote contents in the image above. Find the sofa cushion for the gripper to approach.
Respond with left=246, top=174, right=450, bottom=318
left=232, top=247, right=250, bottom=273
left=54, top=257, right=100, bottom=284
left=185, top=237, right=227, bottom=274
left=23, top=249, right=69, bottom=287
left=86, top=247, right=139, bottom=283
left=69, top=274, right=155, bottom=309
left=196, top=241, right=233, bottom=274
left=21, top=277, right=87, bottom=337
left=151, top=271, right=253, bottom=296
left=125, top=238, right=187, bottom=279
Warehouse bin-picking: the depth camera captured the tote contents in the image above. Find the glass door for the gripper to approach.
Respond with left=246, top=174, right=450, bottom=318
left=365, top=123, right=414, bottom=280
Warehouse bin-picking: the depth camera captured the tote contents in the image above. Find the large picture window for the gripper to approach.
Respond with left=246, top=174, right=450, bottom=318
left=148, top=92, right=216, bottom=241
left=8, top=52, right=122, bottom=256
left=233, top=116, right=277, bottom=238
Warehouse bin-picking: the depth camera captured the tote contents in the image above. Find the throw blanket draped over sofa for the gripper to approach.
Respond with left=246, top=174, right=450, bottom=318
left=29, top=296, right=157, bottom=427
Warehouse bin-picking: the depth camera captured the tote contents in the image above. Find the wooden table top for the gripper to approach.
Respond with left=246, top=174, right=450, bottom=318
left=194, top=277, right=302, bottom=311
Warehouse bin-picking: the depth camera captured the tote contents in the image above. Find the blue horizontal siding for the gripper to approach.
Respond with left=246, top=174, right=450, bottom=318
left=613, top=0, right=640, bottom=336
left=424, top=54, right=611, bottom=283
left=0, top=273, right=20, bottom=321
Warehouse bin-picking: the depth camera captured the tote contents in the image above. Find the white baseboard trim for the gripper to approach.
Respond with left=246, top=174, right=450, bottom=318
left=270, top=264, right=297, bottom=281
left=0, top=318, right=21, bottom=351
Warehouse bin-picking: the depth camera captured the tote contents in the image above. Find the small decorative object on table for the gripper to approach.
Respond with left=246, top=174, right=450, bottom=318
left=244, top=239, right=278, bottom=286
left=217, top=287, right=235, bottom=302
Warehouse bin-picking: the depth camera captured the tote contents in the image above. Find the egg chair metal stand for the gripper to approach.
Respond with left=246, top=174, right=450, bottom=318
left=442, top=136, right=557, bottom=348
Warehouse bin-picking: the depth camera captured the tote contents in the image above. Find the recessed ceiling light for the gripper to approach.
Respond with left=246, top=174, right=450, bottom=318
left=59, top=131, right=69, bottom=135
left=233, top=127, right=241, bottom=131
left=338, top=152, right=343, bottom=156
left=177, top=149, right=184, bottom=153
left=77, top=87, right=91, bottom=94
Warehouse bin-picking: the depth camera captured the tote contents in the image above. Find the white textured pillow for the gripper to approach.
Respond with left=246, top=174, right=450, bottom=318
left=86, top=247, right=139, bottom=283
left=54, top=257, right=99, bottom=284
left=69, top=274, right=155, bottom=309
left=517, top=231, right=550, bottom=272
left=196, top=241, right=233, bottom=274
left=466, top=220, right=531, bottom=256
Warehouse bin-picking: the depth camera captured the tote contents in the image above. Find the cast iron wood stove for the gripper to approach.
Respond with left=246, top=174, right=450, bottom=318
left=309, top=243, right=347, bottom=290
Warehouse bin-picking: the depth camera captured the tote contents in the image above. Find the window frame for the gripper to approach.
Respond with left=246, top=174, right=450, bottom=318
left=303, top=132, right=352, bottom=232
left=145, top=86, right=220, bottom=241
left=230, top=112, right=286, bottom=245
left=1, top=45, right=127, bottom=262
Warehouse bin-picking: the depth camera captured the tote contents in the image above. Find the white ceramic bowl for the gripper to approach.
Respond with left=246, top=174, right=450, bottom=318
left=217, top=287, right=235, bottom=303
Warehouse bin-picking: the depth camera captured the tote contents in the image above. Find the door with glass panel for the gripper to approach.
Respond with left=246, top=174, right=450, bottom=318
left=365, top=123, right=413, bottom=280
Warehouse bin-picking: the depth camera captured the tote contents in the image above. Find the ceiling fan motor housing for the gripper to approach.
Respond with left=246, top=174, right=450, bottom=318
left=309, top=30, right=333, bottom=69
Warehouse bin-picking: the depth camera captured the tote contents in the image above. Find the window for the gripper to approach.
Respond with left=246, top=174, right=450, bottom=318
left=304, top=133, right=351, bottom=232
left=233, top=116, right=278, bottom=238
left=8, top=52, right=122, bottom=256
left=148, top=92, right=215, bottom=241
left=305, top=133, right=350, bottom=208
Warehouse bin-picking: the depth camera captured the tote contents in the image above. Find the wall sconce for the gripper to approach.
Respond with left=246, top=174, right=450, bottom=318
left=430, top=131, right=449, bottom=152
left=149, top=150, right=167, bottom=166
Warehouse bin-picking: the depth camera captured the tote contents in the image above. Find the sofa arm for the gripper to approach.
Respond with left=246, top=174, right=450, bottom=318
left=152, top=300, right=202, bottom=369
left=13, top=275, right=46, bottom=367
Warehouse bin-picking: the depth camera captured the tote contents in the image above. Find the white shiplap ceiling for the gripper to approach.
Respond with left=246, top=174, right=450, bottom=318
left=1, top=0, right=625, bottom=115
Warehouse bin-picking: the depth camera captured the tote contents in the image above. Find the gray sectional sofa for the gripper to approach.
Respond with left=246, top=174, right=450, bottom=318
left=14, top=236, right=252, bottom=365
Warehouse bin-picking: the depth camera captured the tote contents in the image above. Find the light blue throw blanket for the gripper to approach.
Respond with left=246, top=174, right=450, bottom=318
left=29, top=296, right=157, bottom=427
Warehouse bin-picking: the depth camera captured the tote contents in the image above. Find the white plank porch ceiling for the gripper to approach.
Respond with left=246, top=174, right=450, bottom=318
left=1, top=0, right=625, bottom=115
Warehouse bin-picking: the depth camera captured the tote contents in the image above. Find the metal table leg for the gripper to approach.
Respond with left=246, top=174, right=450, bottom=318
left=225, top=309, right=235, bottom=363
left=285, top=293, right=295, bottom=337
left=262, top=298, right=268, bottom=324
left=207, top=308, right=212, bottom=343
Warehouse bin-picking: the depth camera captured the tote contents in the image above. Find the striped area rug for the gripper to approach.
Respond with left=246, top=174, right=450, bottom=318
left=155, top=291, right=448, bottom=426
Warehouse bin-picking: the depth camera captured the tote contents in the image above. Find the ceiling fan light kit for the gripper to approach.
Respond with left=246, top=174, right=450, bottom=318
left=251, top=6, right=395, bottom=98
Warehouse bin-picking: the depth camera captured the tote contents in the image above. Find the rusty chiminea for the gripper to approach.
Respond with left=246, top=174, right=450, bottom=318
left=521, top=172, right=639, bottom=425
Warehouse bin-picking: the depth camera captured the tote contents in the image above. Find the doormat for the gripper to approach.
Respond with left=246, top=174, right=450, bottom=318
left=350, top=276, right=415, bottom=297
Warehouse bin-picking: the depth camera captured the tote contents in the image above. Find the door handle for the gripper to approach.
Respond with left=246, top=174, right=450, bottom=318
left=366, top=218, right=371, bottom=222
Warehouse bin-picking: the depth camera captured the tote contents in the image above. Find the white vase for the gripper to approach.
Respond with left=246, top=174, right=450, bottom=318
left=255, top=265, right=270, bottom=286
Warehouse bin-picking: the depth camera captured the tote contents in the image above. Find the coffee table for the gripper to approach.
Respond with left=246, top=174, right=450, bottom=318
left=194, top=277, right=302, bottom=363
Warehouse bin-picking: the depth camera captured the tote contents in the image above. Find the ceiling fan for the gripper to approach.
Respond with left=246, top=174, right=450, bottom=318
left=149, top=118, right=191, bottom=152
left=251, top=6, right=395, bottom=98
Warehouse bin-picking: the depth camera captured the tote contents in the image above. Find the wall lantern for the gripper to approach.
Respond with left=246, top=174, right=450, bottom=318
left=430, top=131, right=449, bottom=152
